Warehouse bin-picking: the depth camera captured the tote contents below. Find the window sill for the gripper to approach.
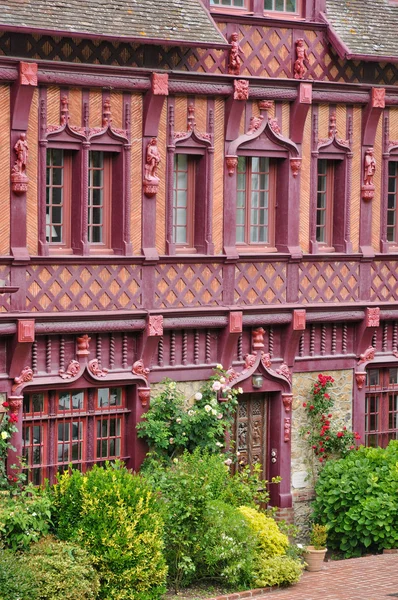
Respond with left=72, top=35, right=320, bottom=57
left=237, top=245, right=277, bottom=253
left=175, top=247, right=197, bottom=254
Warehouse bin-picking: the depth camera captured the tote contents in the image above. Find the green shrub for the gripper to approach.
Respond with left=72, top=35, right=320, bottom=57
left=195, top=501, right=255, bottom=588
left=53, top=462, right=167, bottom=600
left=238, top=506, right=289, bottom=557
left=253, top=556, right=303, bottom=588
left=312, top=441, right=398, bottom=557
left=0, top=484, right=52, bottom=550
left=137, top=371, right=240, bottom=464
left=0, top=547, right=37, bottom=600
left=28, top=535, right=99, bottom=599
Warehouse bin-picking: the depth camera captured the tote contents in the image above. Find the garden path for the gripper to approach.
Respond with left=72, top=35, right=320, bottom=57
left=209, top=554, right=398, bottom=600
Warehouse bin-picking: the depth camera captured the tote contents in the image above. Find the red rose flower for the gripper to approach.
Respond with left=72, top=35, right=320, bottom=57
left=302, top=402, right=307, bottom=407
left=2, top=401, right=9, bottom=408
left=9, top=413, right=18, bottom=423
left=337, top=431, right=343, bottom=438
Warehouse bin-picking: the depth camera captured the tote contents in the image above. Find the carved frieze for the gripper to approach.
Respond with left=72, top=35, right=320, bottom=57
left=88, top=358, right=108, bottom=377
left=12, top=367, right=34, bottom=394
left=59, top=360, right=80, bottom=380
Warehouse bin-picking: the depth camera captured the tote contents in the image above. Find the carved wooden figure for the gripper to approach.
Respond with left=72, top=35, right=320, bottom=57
left=228, top=32, right=244, bottom=75
left=11, top=133, right=29, bottom=194
left=294, top=38, right=308, bottom=80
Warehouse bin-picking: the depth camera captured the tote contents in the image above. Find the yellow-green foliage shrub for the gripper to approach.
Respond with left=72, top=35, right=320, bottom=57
left=53, top=462, right=167, bottom=600
left=239, top=506, right=303, bottom=588
left=238, top=506, right=289, bottom=557
left=254, top=556, right=303, bottom=588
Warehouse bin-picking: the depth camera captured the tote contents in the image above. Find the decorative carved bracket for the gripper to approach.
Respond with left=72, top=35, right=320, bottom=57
left=59, top=360, right=81, bottom=380
left=282, top=393, right=293, bottom=412
left=88, top=358, right=109, bottom=378
left=317, top=113, right=350, bottom=152
left=138, top=387, right=151, bottom=407
left=132, top=359, right=150, bottom=382
left=138, top=315, right=164, bottom=370
left=12, top=366, right=34, bottom=396
left=143, top=73, right=168, bottom=138
left=219, top=311, right=242, bottom=369
left=356, top=307, right=379, bottom=364
left=174, top=104, right=211, bottom=144
left=280, top=309, right=306, bottom=368
left=362, top=87, right=385, bottom=147
left=355, top=371, right=367, bottom=389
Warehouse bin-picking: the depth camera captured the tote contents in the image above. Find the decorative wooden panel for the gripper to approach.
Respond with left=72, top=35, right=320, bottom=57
left=156, top=329, right=219, bottom=367
left=299, top=261, right=359, bottom=303
left=155, top=101, right=167, bottom=255
left=26, top=264, right=142, bottom=311
left=154, top=263, right=223, bottom=308
left=298, top=322, right=353, bottom=357
left=351, top=107, right=362, bottom=253
left=0, top=265, right=11, bottom=313
left=372, top=118, right=383, bottom=252
left=299, top=108, right=311, bottom=253
left=234, top=394, right=268, bottom=478
left=131, top=94, right=143, bottom=255
left=89, top=90, right=103, bottom=128
left=234, top=262, right=287, bottom=305
left=213, top=98, right=224, bottom=255
left=370, top=261, right=398, bottom=301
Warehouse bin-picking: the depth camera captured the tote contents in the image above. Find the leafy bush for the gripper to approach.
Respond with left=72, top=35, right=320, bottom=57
left=137, top=371, right=240, bottom=464
left=52, top=462, right=167, bottom=600
left=195, top=500, right=255, bottom=589
left=28, top=535, right=100, bottom=599
left=0, top=547, right=37, bottom=600
left=253, top=556, right=303, bottom=588
left=238, top=506, right=289, bottom=557
left=312, top=441, right=398, bottom=557
left=0, top=484, right=52, bottom=550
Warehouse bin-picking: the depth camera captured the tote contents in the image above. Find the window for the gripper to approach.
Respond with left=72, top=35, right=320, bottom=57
left=88, top=151, right=112, bottom=248
left=173, top=154, right=195, bottom=248
left=22, top=387, right=127, bottom=485
left=210, top=0, right=246, bottom=6
left=365, top=368, right=398, bottom=448
left=264, top=0, right=297, bottom=12
left=46, top=149, right=72, bottom=251
left=236, top=157, right=275, bottom=246
left=387, top=162, right=398, bottom=244
left=316, top=159, right=334, bottom=247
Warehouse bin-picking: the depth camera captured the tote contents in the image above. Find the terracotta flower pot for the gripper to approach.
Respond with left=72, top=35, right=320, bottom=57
left=303, top=546, right=327, bottom=572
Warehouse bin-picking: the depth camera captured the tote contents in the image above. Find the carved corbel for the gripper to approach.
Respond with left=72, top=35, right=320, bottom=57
left=225, top=155, right=238, bottom=175
left=138, top=387, right=151, bottom=407
left=362, top=87, right=385, bottom=147
left=143, top=73, right=168, bottom=137
left=9, top=320, right=35, bottom=379
left=290, top=158, right=302, bottom=177
left=282, top=393, right=293, bottom=412
left=219, top=311, right=242, bottom=370
left=355, top=372, right=367, bottom=390
left=11, top=62, right=38, bottom=131
left=281, top=309, right=306, bottom=368
left=138, top=315, right=163, bottom=371
left=356, top=307, right=379, bottom=362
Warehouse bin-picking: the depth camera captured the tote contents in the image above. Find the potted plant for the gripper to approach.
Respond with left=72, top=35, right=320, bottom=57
left=303, top=524, right=327, bottom=572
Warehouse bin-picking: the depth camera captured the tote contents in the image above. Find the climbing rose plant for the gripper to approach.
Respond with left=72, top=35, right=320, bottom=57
left=300, top=374, right=360, bottom=466
left=0, top=404, right=25, bottom=491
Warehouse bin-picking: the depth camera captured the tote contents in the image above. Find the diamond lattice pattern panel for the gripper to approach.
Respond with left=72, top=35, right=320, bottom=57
left=154, top=263, right=223, bottom=308
left=234, top=262, right=286, bottom=305
left=26, top=264, right=142, bottom=311
left=0, top=265, right=11, bottom=313
left=370, top=261, right=398, bottom=301
left=299, top=262, right=359, bottom=303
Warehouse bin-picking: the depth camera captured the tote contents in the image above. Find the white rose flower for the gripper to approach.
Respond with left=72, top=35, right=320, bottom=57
left=188, top=409, right=195, bottom=416
left=216, top=364, right=223, bottom=370
left=210, top=398, right=217, bottom=407
left=204, top=404, right=212, bottom=412
left=194, top=392, right=202, bottom=401
left=169, top=381, right=176, bottom=389
left=212, top=381, right=222, bottom=391
left=169, top=437, right=175, bottom=444
left=1, top=431, right=9, bottom=440
left=176, top=417, right=182, bottom=424
left=211, top=409, right=218, bottom=416
left=224, top=458, right=232, bottom=466
left=216, top=442, right=223, bottom=447
left=217, top=413, right=223, bottom=420
left=220, top=377, right=226, bottom=384
left=238, top=387, right=243, bottom=394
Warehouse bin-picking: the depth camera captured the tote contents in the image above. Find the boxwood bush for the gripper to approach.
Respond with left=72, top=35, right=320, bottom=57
left=312, top=440, right=398, bottom=557
left=52, top=462, right=167, bottom=600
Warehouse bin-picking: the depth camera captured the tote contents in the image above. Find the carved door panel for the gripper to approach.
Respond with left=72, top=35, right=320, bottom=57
left=234, top=393, right=269, bottom=478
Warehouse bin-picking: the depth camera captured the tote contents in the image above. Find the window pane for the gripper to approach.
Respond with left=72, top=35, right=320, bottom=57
left=109, top=388, right=122, bottom=406
left=98, top=388, right=110, bottom=408
left=59, top=392, right=71, bottom=411
left=368, top=369, right=379, bottom=386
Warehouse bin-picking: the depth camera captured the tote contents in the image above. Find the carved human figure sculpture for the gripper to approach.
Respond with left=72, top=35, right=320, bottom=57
left=228, top=32, right=244, bottom=75
left=363, top=148, right=376, bottom=186
left=294, top=38, right=308, bottom=80
left=14, top=133, right=29, bottom=175
left=144, top=138, right=161, bottom=182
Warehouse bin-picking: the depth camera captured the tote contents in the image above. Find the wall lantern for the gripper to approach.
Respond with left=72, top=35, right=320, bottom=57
left=252, top=374, right=264, bottom=389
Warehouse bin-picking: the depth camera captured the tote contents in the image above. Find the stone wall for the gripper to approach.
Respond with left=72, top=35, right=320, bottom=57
left=291, top=369, right=353, bottom=536
left=150, top=380, right=203, bottom=407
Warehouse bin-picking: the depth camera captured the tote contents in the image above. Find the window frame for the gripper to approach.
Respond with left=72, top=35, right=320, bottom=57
left=236, top=155, right=277, bottom=250
left=315, top=158, right=335, bottom=250
left=263, top=0, right=301, bottom=18
left=365, top=367, right=398, bottom=448
left=172, top=153, right=196, bottom=251
left=22, top=387, right=129, bottom=485
left=45, top=149, right=73, bottom=254
left=87, top=151, right=113, bottom=253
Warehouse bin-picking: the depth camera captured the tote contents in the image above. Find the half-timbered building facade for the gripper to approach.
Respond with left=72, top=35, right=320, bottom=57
left=1, top=0, right=398, bottom=522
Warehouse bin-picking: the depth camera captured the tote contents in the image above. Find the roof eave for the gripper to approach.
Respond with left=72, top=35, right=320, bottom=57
left=0, top=23, right=229, bottom=50
left=320, top=11, right=398, bottom=65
